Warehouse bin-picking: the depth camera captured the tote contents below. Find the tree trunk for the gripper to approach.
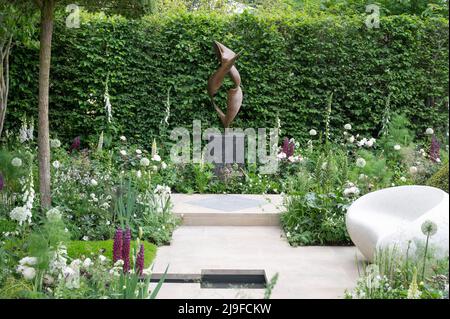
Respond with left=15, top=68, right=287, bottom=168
left=0, top=37, right=12, bottom=139
left=38, top=0, right=55, bottom=209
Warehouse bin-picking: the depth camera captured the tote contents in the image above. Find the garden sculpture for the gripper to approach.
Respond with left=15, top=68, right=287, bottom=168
left=207, top=41, right=243, bottom=128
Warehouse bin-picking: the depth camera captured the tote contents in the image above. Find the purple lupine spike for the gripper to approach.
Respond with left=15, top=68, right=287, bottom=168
left=69, top=136, right=81, bottom=153
left=430, top=135, right=441, bottom=162
left=282, top=137, right=295, bottom=158
left=288, top=140, right=295, bottom=158
left=122, top=228, right=131, bottom=273
left=113, top=228, right=123, bottom=263
left=282, top=138, right=289, bottom=156
left=136, top=244, right=144, bottom=276
left=0, top=172, right=4, bottom=191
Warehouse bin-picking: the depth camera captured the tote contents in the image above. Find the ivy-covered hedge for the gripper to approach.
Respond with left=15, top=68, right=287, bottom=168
left=7, top=12, right=449, bottom=147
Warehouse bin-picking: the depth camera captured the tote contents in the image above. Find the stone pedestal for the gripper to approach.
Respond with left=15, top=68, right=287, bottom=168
left=205, top=132, right=245, bottom=180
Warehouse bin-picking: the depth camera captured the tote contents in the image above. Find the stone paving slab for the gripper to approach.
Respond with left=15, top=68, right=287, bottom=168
left=171, top=194, right=284, bottom=226
left=151, top=226, right=364, bottom=299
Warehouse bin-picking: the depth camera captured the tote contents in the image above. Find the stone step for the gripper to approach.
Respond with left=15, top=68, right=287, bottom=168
left=171, top=194, right=284, bottom=226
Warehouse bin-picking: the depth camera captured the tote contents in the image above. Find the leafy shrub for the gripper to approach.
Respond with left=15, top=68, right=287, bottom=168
left=427, top=163, right=449, bottom=192
left=282, top=192, right=352, bottom=245
left=67, top=240, right=156, bottom=267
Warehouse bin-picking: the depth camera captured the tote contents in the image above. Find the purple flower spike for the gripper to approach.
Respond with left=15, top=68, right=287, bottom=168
left=0, top=173, right=4, bottom=192
left=69, top=136, right=81, bottom=153
left=282, top=137, right=295, bottom=158
left=113, top=228, right=123, bottom=263
left=430, top=135, right=441, bottom=163
left=122, top=228, right=131, bottom=273
left=136, top=244, right=145, bottom=276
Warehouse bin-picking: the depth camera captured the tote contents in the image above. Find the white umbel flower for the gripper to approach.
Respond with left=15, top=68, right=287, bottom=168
left=309, top=129, right=317, bottom=136
left=46, top=207, right=62, bottom=222
left=10, top=206, right=32, bottom=225
left=344, top=124, right=352, bottom=130
left=119, top=150, right=127, bottom=156
left=11, top=157, right=23, bottom=167
left=140, top=157, right=150, bottom=167
left=425, top=128, right=434, bottom=135
left=152, top=154, right=161, bottom=162
left=394, top=144, right=401, bottom=151
left=356, top=158, right=367, bottom=168
left=409, top=166, right=418, bottom=174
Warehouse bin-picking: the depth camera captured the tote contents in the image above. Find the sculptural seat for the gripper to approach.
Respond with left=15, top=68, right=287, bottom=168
left=346, top=185, right=449, bottom=261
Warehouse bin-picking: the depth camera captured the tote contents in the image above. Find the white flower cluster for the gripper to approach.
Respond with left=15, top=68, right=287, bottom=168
left=11, top=157, right=23, bottom=167
left=356, top=137, right=376, bottom=148
left=10, top=169, right=35, bottom=225
left=46, top=207, right=62, bottom=222
left=17, top=257, right=38, bottom=280
left=343, top=182, right=360, bottom=197
left=50, top=139, right=61, bottom=148
left=19, top=118, right=34, bottom=143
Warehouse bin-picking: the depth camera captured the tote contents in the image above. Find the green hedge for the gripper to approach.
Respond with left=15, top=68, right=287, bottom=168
left=7, top=12, right=449, bottom=147
left=427, top=162, right=449, bottom=192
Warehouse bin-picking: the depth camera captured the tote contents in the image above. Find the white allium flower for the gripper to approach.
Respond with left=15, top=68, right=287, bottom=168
left=400, top=176, right=407, bottom=182
left=119, top=150, right=127, bottom=156
left=10, top=206, right=32, bottom=225
left=152, top=165, right=158, bottom=171
left=140, top=157, right=150, bottom=167
left=309, top=129, right=317, bottom=136
left=17, top=265, right=36, bottom=281
left=46, top=207, right=62, bottom=222
left=135, top=149, right=142, bottom=155
left=394, top=144, right=401, bottom=151
left=50, top=139, right=61, bottom=148
left=409, top=166, right=418, bottom=174
left=90, top=179, right=98, bottom=186
left=421, top=220, right=438, bottom=236
left=52, top=160, right=60, bottom=169
left=161, top=162, right=168, bottom=169
left=19, top=257, right=38, bottom=266
left=348, top=136, right=355, bottom=143
left=343, top=186, right=360, bottom=197
left=344, top=124, right=352, bottom=130
left=152, top=154, right=161, bottom=162
left=119, top=136, right=126, bottom=142
left=82, top=236, right=89, bottom=241
left=425, top=128, right=434, bottom=135
left=356, top=157, right=367, bottom=168
left=98, top=255, right=107, bottom=263
left=11, top=157, right=23, bottom=167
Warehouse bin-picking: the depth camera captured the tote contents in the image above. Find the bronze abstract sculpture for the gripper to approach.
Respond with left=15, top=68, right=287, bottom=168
left=207, top=41, right=243, bottom=128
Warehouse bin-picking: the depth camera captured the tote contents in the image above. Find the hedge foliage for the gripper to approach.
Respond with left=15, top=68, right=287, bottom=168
left=427, top=162, right=449, bottom=192
left=7, top=12, right=449, bottom=147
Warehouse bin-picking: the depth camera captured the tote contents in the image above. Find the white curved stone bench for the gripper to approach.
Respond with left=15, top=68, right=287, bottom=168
left=346, top=186, right=449, bottom=261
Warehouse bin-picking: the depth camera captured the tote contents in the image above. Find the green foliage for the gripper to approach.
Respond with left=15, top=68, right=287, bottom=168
left=346, top=247, right=449, bottom=299
left=67, top=240, right=157, bottom=267
left=282, top=192, right=352, bottom=245
left=7, top=12, right=448, bottom=146
left=427, top=162, right=449, bottom=192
